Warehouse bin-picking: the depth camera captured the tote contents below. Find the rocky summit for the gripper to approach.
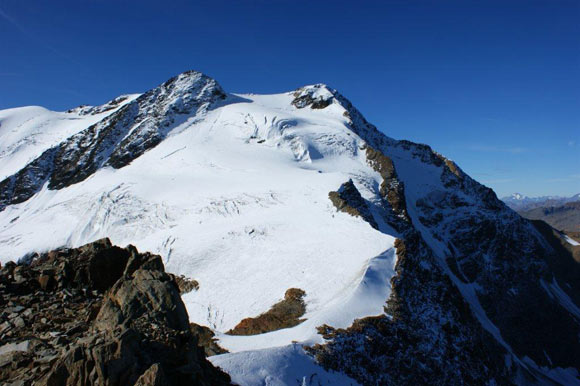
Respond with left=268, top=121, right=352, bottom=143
left=1, top=70, right=580, bottom=384
left=0, top=238, right=231, bottom=386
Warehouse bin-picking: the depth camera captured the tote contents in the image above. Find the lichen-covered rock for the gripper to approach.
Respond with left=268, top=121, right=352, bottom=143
left=227, top=288, right=306, bottom=335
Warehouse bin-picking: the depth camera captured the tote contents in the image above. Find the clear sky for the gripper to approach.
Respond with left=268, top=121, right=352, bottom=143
left=1, top=0, right=578, bottom=197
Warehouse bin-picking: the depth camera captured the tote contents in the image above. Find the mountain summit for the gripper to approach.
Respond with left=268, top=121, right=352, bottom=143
left=1, top=71, right=580, bottom=385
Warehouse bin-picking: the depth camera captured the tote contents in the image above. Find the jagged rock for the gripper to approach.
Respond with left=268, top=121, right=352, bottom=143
left=309, top=140, right=580, bottom=384
left=172, top=275, right=200, bottom=294
left=190, top=324, right=228, bottom=357
left=307, top=235, right=512, bottom=385
left=0, top=239, right=231, bottom=386
left=291, top=84, right=334, bottom=109
left=94, top=260, right=189, bottom=332
left=227, top=288, right=306, bottom=335
left=134, top=363, right=168, bottom=386
left=364, top=145, right=409, bottom=223
left=329, top=179, right=378, bottom=229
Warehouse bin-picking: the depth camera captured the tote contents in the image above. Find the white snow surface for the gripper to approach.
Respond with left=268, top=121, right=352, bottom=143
left=210, top=345, right=360, bottom=386
left=0, top=89, right=396, bottom=384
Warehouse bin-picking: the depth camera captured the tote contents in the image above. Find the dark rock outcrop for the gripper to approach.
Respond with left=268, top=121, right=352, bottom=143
left=307, top=233, right=512, bottom=385
left=66, top=95, right=133, bottom=116
left=329, top=179, right=378, bottom=229
left=0, top=239, right=231, bottom=386
left=364, top=145, right=409, bottom=224
left=226, top=288, right=306, bottom=336
left=291, top=84, right=333, bottom=109
left=190, top=324, right=228, bottom=357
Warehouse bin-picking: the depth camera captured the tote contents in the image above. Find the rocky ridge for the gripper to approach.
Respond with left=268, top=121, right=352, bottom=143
left=310, top=136, right=580, bottom=384
left=0, top=71, right=226, bottom=211
left=292, top=84, right=580, bottom=383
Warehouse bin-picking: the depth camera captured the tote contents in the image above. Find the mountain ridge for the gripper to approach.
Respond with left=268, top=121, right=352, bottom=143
left=502, top=192, right=580, bottom=211
left=502, top=193, right=580, bottom=234
left=1, top=70, right=580, bottom=385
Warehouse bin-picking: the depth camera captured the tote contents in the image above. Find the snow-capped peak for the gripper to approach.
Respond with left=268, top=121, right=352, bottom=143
left=145, top=70, right=226, bottom=115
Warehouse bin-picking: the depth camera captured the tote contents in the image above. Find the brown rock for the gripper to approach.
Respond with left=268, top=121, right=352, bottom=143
left=0, top=239, right=231, bottom=386
left=37, top=273, right=55, bottom=291
left=227, top=288, right=306, bottom=335
left=134, top=363, right=168, bottom=386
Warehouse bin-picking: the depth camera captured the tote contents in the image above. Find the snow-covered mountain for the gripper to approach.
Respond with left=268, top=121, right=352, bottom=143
left=1, top=71, right=580, bottom=385
left=502, top=192, right=580, bottom=211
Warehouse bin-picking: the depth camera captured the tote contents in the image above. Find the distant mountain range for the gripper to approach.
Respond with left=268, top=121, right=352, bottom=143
left=502, top=193, right=580, bottom=234
left=502, top=193, right=580, bottom=211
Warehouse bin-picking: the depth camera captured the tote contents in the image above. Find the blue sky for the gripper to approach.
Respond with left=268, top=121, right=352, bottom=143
left=0, top=0, right=578, bottom=197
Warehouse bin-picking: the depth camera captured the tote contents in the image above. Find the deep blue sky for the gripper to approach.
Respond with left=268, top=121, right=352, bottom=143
left=1, top=0, right=578, bottom=197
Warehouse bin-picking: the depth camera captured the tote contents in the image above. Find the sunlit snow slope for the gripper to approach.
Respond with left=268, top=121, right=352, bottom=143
left=4, top=71, right=578, bottom=385
left=0, top=73, right=398, bottom=384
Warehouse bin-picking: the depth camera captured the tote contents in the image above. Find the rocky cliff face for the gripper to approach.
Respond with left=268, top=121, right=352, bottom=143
left=292, top=81, right=580, bottom=383
left=311, top=139, right=580, bottom=384
left=0, top=239, right=231, bottom=386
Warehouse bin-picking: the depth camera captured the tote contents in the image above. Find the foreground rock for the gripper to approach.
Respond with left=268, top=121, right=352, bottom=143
left=0, top=238, right=231, bottom=386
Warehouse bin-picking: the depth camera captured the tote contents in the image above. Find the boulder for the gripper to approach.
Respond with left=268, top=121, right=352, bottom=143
left=0, top=239, right=231, bottom=386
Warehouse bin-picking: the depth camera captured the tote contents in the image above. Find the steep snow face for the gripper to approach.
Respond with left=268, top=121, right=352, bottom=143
left=0, top=78, right=397, bottom=382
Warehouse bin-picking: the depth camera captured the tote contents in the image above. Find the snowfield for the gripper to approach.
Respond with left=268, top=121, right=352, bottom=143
left=0, top=88, right=397, bottom=384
